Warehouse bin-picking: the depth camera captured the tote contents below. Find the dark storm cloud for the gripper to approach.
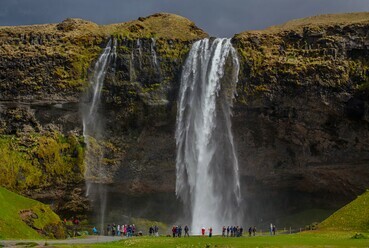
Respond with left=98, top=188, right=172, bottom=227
left=1, top=0, right=369, bottom=37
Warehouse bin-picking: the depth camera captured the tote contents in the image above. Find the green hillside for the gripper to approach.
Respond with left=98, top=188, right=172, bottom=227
left=0, top=187, right=65, bottom=240
left=319, top=191, right=369, bottom=231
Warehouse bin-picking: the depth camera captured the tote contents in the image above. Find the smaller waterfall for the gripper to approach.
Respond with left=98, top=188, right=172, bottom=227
left=150, top=38, right=159, bottom=68
left=176, top=38, right=242, bottom=234
left=82, top=38, right=116, bottom=233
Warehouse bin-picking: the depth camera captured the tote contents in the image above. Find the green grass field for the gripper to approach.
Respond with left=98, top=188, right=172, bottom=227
left=53, top=231, right=369, bottom=248
left=0, top=187, right=64, bottom=239
left=320, top=191, right=369, bottom=231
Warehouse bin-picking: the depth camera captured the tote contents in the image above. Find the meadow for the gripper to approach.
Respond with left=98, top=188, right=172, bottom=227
left=53, top=231, right=369, bottom=248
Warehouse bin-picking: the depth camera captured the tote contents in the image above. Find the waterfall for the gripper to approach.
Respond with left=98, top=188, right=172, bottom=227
left=150, top=38, right=159, bottom=68
left=175, top=38, right=242, bottom=234
left=82, top=38, right=116, bottom=233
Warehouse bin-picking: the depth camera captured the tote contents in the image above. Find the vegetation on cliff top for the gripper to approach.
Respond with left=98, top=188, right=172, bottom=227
left=319, top=191, right=369, bottom=231
left=108, top=13, right=207, bottom=40
left=233, top=12, right=369, bottom=102
left=0, top=187, right=65, bottom=239
left=0, top=13, right=207, bottom=99
left=235, top=12, right=369, bottom=36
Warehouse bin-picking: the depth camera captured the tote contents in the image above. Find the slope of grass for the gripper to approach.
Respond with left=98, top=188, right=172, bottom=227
left=273, top=208, right=334, bottom=229
left=0, top=187, right=65, bottom=240
left=269, top=12, right=369, bottom=32
left=108, top=13, right=207, bottom=40
left=236, top=12, right=369, bottom=35
left=319, top=191, right=369, bottom=231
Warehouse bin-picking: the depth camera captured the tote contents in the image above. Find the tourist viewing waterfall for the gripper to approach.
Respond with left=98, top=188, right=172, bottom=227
left=175, top=38, right=242, bottom=234
left=82, top=38, right=117, bottom=232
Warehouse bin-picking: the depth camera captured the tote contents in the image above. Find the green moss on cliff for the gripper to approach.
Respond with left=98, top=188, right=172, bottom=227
left=0, top=136, right=41, bottom=190
left=0, top=132, right=85, bottom=191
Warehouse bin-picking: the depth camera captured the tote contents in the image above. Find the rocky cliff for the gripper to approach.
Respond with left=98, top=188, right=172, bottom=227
left=233, top=12, right=369, bottom=219
left=1, top=12, right=369, bottom=223
left=0, top=13, right=207, bottom=219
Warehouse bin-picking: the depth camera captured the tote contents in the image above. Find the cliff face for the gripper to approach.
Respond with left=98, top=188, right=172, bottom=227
left=232, top=13, right=369, bottom=217
left=1, top=12, right=369, bottom=222
left=0, top=13, right=207, bottom=218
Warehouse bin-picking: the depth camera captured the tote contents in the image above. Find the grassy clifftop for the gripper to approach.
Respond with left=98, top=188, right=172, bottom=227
left=0, top=13, right=207, bottom=102
left=233, top=12, right=369, bottom=102
left=0, top=12, right=206, bottom=41
left=236, top=12, right=369, bottom=36
left=0, top=187, right=65, bottom=239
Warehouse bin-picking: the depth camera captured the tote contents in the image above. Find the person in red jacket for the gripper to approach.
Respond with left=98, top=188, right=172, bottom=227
left=201, top=227, right=205, bottom=236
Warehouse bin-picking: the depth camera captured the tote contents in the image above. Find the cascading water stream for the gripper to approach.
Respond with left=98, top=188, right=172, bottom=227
left=176, top=38, right=242, bottom=234
left=82, top=38, right=116, bottom=232
left=150, top=38, right=159, bottom=68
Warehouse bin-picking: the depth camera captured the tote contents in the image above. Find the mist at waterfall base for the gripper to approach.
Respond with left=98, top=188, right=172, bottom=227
left=175, top=38, right=243, bottom=234
left=82, top=39, right=117, bottom=232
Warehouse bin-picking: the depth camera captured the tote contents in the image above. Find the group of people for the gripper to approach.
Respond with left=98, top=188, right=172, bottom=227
left=248, top=226, right=257, bottom=236
left=148, top=225, right=159, bottom=236
left=104, top=223, right=136, bottom=237
left=222, top=226, right=244, bottom=237
left=92, top=223, right=269, bottom=237
left=171, top=225, right=190, bottom=237
left=201, top=227, right=213, bottom=237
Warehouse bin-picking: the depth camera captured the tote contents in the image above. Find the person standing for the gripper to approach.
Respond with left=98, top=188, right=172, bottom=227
left=222, top=226, right=226, bottom=237
left=270, top=223, right=273, bottom=235
left=248, top=227, right=252, bottom=237
left=92, top=226, right=99, bottom=235
left=154, top=225, right=159, bottom=237
left=209, top=227, right=213, bottom=237
left=201, top=227, right=205, bottom=236
left=178, top=226, right=182, bottom=237
left=272, top=225, right=276, bottom=235
left=227, top=226, right=230, bottom=237
left=127, top=225, right=132, bottom=237
left=252, top=226, right=256, bottom=236
left=184, top=225, right=190, bottom=237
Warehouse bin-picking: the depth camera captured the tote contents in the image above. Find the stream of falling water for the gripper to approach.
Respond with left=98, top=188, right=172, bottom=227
left=82, top=38, right=116, bottom=232
left=176, top=38, right=242, bottom=234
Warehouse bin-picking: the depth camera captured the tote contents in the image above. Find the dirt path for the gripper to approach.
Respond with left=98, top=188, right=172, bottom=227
left=0, top=235, right=123, bottom=247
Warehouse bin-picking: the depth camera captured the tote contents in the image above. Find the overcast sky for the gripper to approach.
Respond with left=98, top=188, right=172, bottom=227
left=1, top=0, right=369, bottom=37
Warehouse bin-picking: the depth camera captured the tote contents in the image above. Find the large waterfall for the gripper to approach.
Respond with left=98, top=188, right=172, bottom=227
left=175, top=38, right=242, bottom=234
left=82, top=38, right=116, bottom=232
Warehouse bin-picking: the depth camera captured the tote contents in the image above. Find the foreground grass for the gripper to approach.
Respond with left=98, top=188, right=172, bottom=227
left=54, top=231, right=369, bottom=248
left=320, top=191, right=369, bottom=231
left=0, top=187, right=63, bottom=239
